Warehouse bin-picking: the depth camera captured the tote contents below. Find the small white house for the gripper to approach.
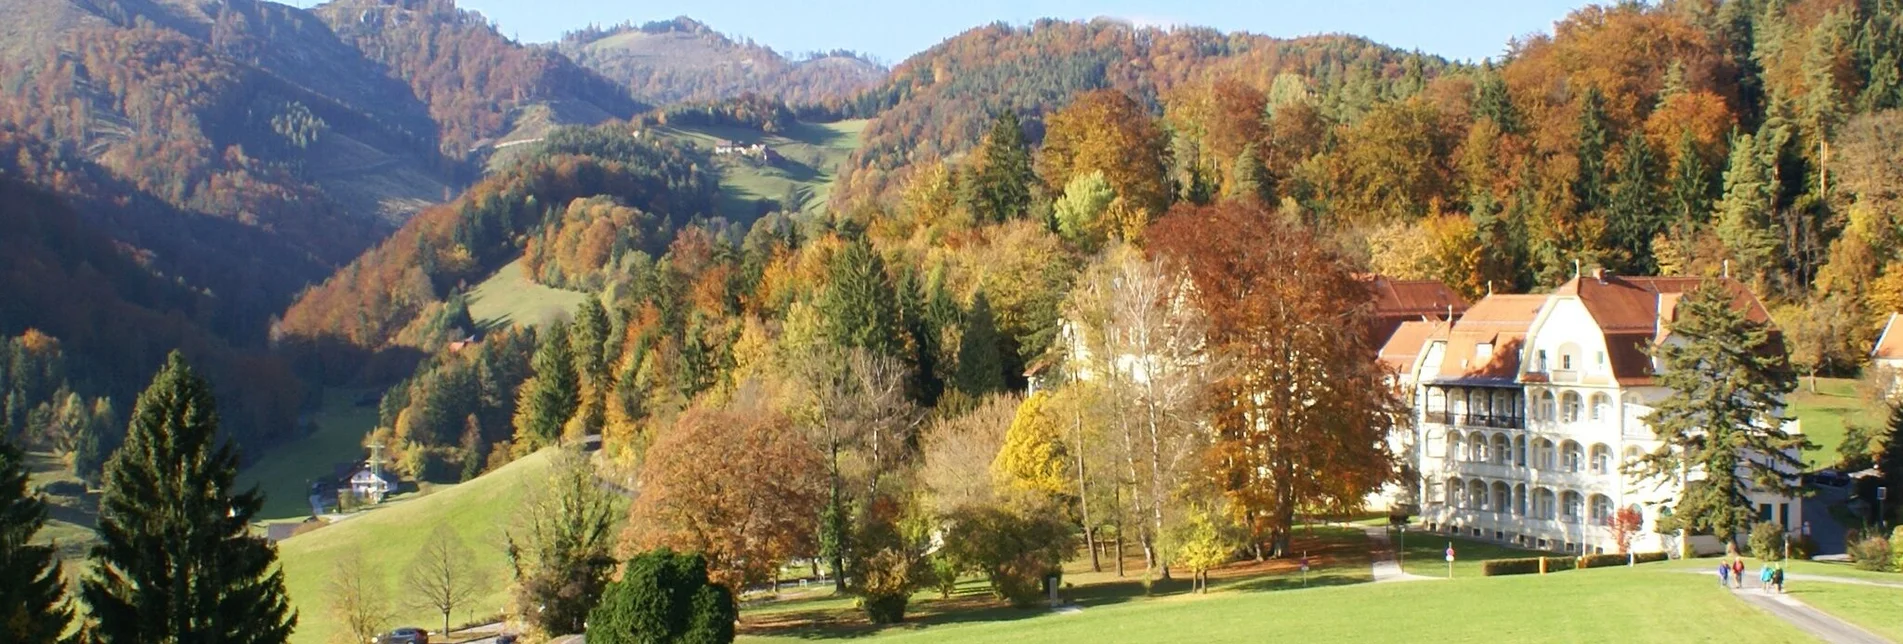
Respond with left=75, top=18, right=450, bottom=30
left=348, top=467, right=398, bottom=504
left=1873, top=313, right=1903, bottom=380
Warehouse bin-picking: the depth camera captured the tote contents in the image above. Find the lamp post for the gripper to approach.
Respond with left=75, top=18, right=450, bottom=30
left=1398, top=525, right=1406, bottom=570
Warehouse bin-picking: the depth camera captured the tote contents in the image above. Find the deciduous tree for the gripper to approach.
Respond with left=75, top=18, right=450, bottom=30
left=326, top=549, right=391, bottom=644
left=1039, top=89, right=1173, bottom=218
left=405, top=523, right=489, bottom=637
left=507, top=448, right=619, bottom=637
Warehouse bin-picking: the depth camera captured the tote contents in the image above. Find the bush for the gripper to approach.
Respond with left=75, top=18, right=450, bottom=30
left=941, top=504, right=1079, bottom=607
left=929, top=554, right=961, bottom=599
left=1893, top=527, right=1903, bottom=571
left=1847, top=535, right=1893, bottom=572
left=858, top=593, right=909, bottom=624
left=587, top=549, right=736, bottom=644
left=1632, top=551, right=1669, bottom=564
left=1480, top=557, right=1577, bottom=576
left=849, top=497, right=933, bottom=623
left=1748, top=522, right=1785, bottom=561
left=1576, top=553, right=1629, bottom=569
left=1788, top=534, right=1818, bottom=561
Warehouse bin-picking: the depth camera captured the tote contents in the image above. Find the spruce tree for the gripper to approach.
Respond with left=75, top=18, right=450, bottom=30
left=967, top=111, right=1036, bottom=223
left=1713, top=132, right=1781, bottom=280
left=819, top=238, right=902, bottom=358
left=1, top=438, right=70, bottom=644
left=81, top=352, right=296, bottom=644
left=953, top=291, right=1007, bottom=397
left=1879, top=402, right=1903, bottom=523
left=512, top=321, right=579, bottom=451
left=1572, top=87, right=1612, bottom=217
left=1225, top=144, right=1271, bottom=205
left=1669, top=131, right=1715, bottom=226
left=570, top=299, right=612, bottom=433
left=1634, top=285, right=1807, bottom=551
left=896, top=269, right=943, bottom=407
left=1604, top=131, right=1664, bottom=274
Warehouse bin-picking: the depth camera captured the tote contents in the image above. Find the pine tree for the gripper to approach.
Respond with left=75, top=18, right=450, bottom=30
left=953, top=291, right=1006, bottom=397
left=1224, top=144, right=1271, bottom=205
left=1635, top=285, right=1807, bottom=552
left=819, top=238, right=902, bottom=358
left=1572, top=87, right=1612, bottom=217
left=967, top=111, right=1036, bottom=223
left=1714, top=132, right=1782, bottom=281
left=1669, top=131, right=1715, bottom=226
left=81, top=352, right=296, bottom=644
left=1, top=438, right=69, bottom=644
left=1604, top=131, right=1664, bottom=274
left=896, top=269, right=943, bottom=407
left=1879, top=403, right=1903, bottom=523
left=512, top=321, right=579, bottom=452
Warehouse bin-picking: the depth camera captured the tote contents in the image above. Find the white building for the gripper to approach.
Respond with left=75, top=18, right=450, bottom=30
left=1389, top=272, right=1804, bottom=555
left=1873, top=313, right=1903, bottom=376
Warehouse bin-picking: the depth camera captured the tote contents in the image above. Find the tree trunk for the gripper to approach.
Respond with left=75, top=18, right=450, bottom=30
left=1114, top=522, right=1126, bottom=577
left=1077, top=414, right=1099, bottom=572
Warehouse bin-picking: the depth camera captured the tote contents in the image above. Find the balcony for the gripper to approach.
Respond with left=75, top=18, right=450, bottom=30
left=1424, top=411, right=1526, bottom=430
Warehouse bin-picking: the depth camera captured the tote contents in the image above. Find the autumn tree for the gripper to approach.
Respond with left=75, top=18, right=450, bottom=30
left=993, top=392, right=1071, bottom=499
left=1633, top=283, right=1807, bottom=552
left=624, top=392, right=825, bottom=589
left=326, top=549, right=392, bottom=644
left=0, top=438, right=69, bottom=644
left=921, top=394, right=1021, bottom=515
left=965, top=111, right=1037, bottom=223
left=789, top=348, right=921, bottom=593
left=1149, top=202, right=1399, bottom=558
left=1053, top=170, right=1118, bottom=250
left=507, top=448, right=619, bottom=636
left=1039, top=89, right=1173, bottom=218
left=405, top=523, right=489, bottom=637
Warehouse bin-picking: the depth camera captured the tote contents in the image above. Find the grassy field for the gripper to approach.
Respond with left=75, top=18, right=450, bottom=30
left=1390, top=529, right=1552, bottom=578
left=738, top=565, right=1806, bottom=644
left=1786, top=376, right=1884, bottom=469
left=236, top=387, right=382, bottom=522
left=649, top=119, right=867, bottom=220
left=1788, top=582, right=1903, bottom=642
left=277, top=449, right=564, bottom=644
left=467, top=258, right=589, bottom=330
left=1663, top=555, right=1903, bottom=584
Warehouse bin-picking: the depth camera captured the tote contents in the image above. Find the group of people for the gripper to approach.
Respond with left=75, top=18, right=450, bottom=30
left=1717, top=557, right=1785, bottom=593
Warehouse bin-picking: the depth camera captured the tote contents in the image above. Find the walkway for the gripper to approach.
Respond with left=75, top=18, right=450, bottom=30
left=1725, top=587, right=1890, bottom=644
left=1363, top=525, right=1437, bottom=583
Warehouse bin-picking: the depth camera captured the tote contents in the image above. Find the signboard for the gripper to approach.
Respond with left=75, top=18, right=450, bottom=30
left=1445, top=547, right=1455, bottom=562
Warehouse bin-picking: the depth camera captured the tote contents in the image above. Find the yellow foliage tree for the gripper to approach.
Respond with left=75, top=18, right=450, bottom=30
left=992, top=391, right=1071, bottom=500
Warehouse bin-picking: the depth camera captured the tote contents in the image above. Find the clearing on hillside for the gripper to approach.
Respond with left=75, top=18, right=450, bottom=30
left=648, top=119, right=867, bottom=221
left=467, top=258, right=590, bottom=330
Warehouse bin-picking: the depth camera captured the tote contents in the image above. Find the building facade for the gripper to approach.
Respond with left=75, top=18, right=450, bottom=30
left=1390, top=273, right=1804, bottom=555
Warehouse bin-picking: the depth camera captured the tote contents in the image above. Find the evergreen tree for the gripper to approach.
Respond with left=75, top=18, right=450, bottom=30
left=966, top=111, right=1036, bottom=222
left=1714, top=132, right=1782, bottom=281
left=953, top=291, right=1007, bottom=397
left=571, top=299, right=612, bottom=434
left=1669, top=131, right=1715, bottom=226
left=1472, top=64, right=1520, bottom=133
left=1224, top=144, right=1271, bottom=205
left=896, top=269, right=943, bottom=407
left=1572, top=87, right=1612, bottom=217
left=1879, top=402, right=1903, bottom=523
left=1604, top=131, right=1664, bottom=274
left=819, top=238, right=902, bottom=358
left=1, top=438, right=69, bottom=644
left=80, top=352, right=296, bottom=644
left=1634, top=285, right=1807, bottom=552
left=586, top=549, right=735, bottom=644
left=512, top=321, right=579, bottom=451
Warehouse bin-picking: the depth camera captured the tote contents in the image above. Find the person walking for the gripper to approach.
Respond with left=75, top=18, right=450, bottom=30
left=1772, top=566, right=1785, bottom=593
left=1758, top=562, right=1773, bottom=592
left=1731, top=558, right=1745, bottom=589
left=1718, top=561, right=1731, bottom=587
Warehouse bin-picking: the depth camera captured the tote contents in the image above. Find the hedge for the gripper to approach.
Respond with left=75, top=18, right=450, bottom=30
left=1633, top=551, right=1668, bottom=564
left=1576, top=553, right=1629, bottom=569
left=1481, top=556, right=1575, bottom=576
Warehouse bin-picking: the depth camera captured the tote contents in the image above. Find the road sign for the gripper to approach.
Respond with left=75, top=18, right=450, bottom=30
left=1445, top=547, right=1455, bottom=562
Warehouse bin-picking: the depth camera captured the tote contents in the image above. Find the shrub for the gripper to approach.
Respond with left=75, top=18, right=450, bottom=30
left=1480, top=557, right=1578, bottom=576
left=1632, top=551, right=1669, bottom=564
left=850, top=497, right=933, bottom=624
left=858, top=593, right=909, bottom=624
left=1788, top=534, right=1818, bottom=561
left=1847, top=534, right=1893, bottom=572
left=587, top=549, right=736, bottom=644
left=1542, top=556, right=1577, bottom=572
left=1748, top=522, right=1785, bottom=561
left=1576, top=553, right=1629, bottom=569
left=941, top=504, right=1079, bottom=607
left=1893, top=527, right=1903, bottom=571
left=929, top=553, right=962, bottom=599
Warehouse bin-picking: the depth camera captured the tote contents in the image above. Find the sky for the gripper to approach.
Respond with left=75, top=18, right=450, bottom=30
left=284, top=0, right=1592, bottom=65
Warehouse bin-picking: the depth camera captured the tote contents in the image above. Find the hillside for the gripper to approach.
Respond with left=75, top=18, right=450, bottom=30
left=647, top=118, right=868, bottom=219
left=557, top=17, right=886, bottom=106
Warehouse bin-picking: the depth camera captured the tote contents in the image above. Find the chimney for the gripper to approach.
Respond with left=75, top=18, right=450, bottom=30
left=1592, top=267, right=1606, bottom=283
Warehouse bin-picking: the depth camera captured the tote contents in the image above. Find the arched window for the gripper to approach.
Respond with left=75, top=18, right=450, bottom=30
left=1492, top=482, right=1511, bottom=514
left=1448, top=433, right=1464, bottom=462
left=1512, top=484, right=1528, bottom=516
left=1558, top=342, right=1582, bottom=371
left=1561, top=392, right=1583, bottom=423
left=1561, top=491, right=1585, bottom=522
left=1590, top=495, right=1615, bottom=524
left=1533, top=438, right=1556, bottom=470
left=1534, top=488, right=1557, bottom=519
left=1469, top=480, right=1489, bottom=510
left=1590, top=393, right=1611, bottom=421
left=1561, top=441, right=1584, bottom=473
left=1539, top=391, right=1557, bottom=420
left=1491, top=434, right=1511, bottom=465
left=1623, top=445, right=1643, bottom=465
left=1446, top=478, right=1462, bottom=506
left=1514, top=435, right=1528, bottom=467
left=1590, top=444, right=1612, bottom=474
left=1469, top=432, right=1488, bottom=462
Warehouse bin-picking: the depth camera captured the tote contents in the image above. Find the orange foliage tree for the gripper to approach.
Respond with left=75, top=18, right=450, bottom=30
left=1038, top=89, right=1174, bottom=218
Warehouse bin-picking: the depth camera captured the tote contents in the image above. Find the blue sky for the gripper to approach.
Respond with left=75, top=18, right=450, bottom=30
left=285, top=0, right=1591, bottom=65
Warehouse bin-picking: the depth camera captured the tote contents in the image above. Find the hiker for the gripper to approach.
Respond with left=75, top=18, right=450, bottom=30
left=1758, top=562, right=1773, bottom=592
left=1718, top=561, right=1731, bottom=587
left=1772, top=566, right=1785, bottom=593
left=1731, top=558, right=1744, bottom=589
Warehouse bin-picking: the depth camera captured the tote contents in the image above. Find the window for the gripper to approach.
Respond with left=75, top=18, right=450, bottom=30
left=1562, top=492, right=1584, bottom=522
left=1539, top=391, right=1557, bottom=420
left=1476, top=343, right=1493, bottom=359
left=1590, top=495, right=1613, bottom=524
left=1561, top=442, right=1583, bottom=472
left=1595, top=351, right=1606, bottom=368
left=1590, top=445, right=1611, bottom=474
left=1561, top=353, right=1573, bottom=370
left=1590, top=393, right=1611, bottom=421
left=1562, top=392, right=1582, bottom=423
left=1536, top=350, right=1549, bottom=371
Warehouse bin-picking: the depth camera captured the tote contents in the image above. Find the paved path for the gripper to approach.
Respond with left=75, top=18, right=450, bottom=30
left=1363, top=526, right=1437, bottom=582
left=1725, top=586, right=1891, bottom=644
left=1683, top=569, right=1903, bottom=590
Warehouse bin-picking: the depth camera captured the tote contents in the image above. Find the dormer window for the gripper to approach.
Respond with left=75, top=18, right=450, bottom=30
left=1561, top=354, right=1573, bottom=370
left=1536, top=350, right=1548, bottom=372
left=1476, top=343, right=1493, bottom=360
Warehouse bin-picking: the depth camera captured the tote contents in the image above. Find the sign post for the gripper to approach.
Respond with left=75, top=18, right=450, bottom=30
left=1445, top=543, right=1455, bottom=579
left=1300, top=551, right=1310, bottom=587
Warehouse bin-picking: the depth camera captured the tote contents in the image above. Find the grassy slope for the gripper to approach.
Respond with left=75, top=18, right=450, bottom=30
left=278, top=449, right=557, bottom=644
left=1786, top=377, right=1883, bottom=469
left=739, top=566, right=1806, bottom=644
left=1390, top=530, right=1553, bottom=578
left=649, top=119, right=867, bottom=220
left=237, top=387, right=382, bottom=522
left=1788, top=583, right=1903, bottom=642
left=467, top=258, right=589, bottom=330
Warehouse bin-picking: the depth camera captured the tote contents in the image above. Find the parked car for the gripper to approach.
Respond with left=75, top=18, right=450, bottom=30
left=375, top=627, right=429, bottom=644
left=1809, top=470, right=1850, bottom=488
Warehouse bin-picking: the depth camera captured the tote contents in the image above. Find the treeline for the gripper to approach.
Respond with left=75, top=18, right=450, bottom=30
left=273, top=125, right=719, bottom=383
left=0, top=331, right=122, bottom=483
left=313, top=0, right=645, bottom=164
left=632, top=93, right=798, bottom=134
left=556, top=17, right=885, bottom=106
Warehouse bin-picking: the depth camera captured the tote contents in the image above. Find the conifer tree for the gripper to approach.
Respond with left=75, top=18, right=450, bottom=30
left=1572, top=88, right=1612, bottom=217
left=1604, top=131, right=1664, bottom=274
left=1879, top=402, right=1903, bottom=522
left=1, top=438, right=69, bottom=644
left=1669, top=131, right=1715, bottom=226
left=953, top=291, right=1007, bottom=397
left=80, top=352, right=296, bottom=644
left=896, top=269, right=943, bottom=407
left=967, top=111, right=1036, bottom=223
left=512, top=321, right=579, bottom=452
left=1714, top=133, right=1782, bottom=281
left=570, top=299, right=612, bottom=434
left=1224, top=144, right=1271, bottom=205
left=819, top=238, right=902, bottom=358
left=1634, top=285, right=1807, bottom=551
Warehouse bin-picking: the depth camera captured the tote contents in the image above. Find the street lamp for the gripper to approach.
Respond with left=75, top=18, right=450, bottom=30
left=1398, top=525, right=1406, bottom=569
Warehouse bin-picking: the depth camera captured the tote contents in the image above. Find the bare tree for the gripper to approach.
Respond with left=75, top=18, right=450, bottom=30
left=788, top=346, right=922, bottom=591
left=920, top=394, right=1022, bottom=515
left=327, top=548, right=393, bottom=644
left=405, top=523, right=488, bottom=637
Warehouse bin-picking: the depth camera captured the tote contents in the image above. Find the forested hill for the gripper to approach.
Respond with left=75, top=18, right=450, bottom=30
left=556, top=17, right=886, bottom=106
left=828, top=19, right=1456, bottom=205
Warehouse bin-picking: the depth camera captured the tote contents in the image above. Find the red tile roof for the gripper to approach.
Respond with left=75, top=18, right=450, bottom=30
left=1557, top=273, right=1773, bottom=385
left=1380, top=319, right=1449, bottom=373
left=1363, top=276, right=1468, bottom=349
left=1433, top=294, right=1547, bottom=383
left=1876, top=313, right=1903, bottom=361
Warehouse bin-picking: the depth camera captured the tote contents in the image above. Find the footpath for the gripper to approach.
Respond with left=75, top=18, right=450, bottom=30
left=1694, top=570, right=1894, bottom=643
left=1361, top=525, right=1437, bottom=583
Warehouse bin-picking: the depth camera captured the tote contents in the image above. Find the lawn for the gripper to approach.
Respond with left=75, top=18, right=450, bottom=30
left=277, top=449, right=574, bottom=644
left=648, top=119, right=867, bottom=221
left=1786, top=376, right=1884, bottom=469
left=738, top=565, right=1805, bottom=644
left=1389, top=529, right=1552, bottom=579
left=236, top=387, right=382, bottom=522
left=466, top=258, right=588, bottom=330
left=1788, top=582, right=1903, bottom=642
left=1663, top=555, right=1903, bottom=585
